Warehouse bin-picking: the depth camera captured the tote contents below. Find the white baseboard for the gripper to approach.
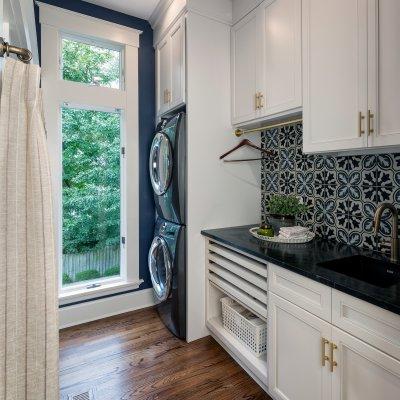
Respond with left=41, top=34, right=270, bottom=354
left=59, top=288, right=157, bottom=329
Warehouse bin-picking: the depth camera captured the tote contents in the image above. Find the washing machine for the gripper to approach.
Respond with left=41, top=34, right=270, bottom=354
left=149, top=112, right=186, bottom=225
left=148, top=218, right=186, bottom=339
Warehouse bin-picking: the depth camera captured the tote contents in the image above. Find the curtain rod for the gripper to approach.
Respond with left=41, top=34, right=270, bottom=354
left=0, top=37, right=32, bottom=64
left=234, top=117, right=303, bottom=137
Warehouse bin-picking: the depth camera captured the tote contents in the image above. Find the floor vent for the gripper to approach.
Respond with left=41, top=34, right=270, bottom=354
left=67, top=388, right=95, bottom=400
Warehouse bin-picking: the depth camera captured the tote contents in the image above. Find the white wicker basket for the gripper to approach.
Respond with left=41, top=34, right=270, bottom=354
left=221, top=297, right=267, bottom=357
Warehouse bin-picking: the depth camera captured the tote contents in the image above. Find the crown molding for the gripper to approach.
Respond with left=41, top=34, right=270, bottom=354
left=37, top=2, right=142, bottom=47
left=149, top=0, right=177, bottom=29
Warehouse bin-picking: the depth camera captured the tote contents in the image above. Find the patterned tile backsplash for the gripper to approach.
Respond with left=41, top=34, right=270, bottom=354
left=261, top=123, right=400, bottom=256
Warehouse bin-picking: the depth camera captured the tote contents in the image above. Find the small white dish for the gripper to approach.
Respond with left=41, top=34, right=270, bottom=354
left=249, top=227, right=315, bottom=244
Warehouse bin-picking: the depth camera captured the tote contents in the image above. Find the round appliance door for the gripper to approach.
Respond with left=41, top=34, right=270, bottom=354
left=149, top=132, right=173, bottom=196
left=148, top=236, right=172, bottom=301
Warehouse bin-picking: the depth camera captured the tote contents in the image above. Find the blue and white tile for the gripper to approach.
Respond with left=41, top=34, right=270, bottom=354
left=279, top=148, right=296, bottom=170
left=296, top=171, right=314, bottom=197
left=295, top=149, right=315, bottom=172
left=279, top=171, right=296, bottom=195
left=279, top=125, right=296, bottom=148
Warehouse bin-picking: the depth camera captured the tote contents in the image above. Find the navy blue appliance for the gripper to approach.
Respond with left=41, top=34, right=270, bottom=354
left=148, top=218, right=186, bottom=339
left=149, top=112, right=186, bottom=225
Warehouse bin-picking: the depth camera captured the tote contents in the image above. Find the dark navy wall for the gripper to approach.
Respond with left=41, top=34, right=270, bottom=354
left=35, top=0, right=155, bottom=291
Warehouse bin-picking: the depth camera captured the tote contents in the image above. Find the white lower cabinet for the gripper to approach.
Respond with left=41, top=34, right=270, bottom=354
left=269, top=293, right=332, bottom=400
left=331, top=327, right=400, bottom=400
left=269, top=292, right=400, bottom=400
left=205, top=244, right=400, bottom=399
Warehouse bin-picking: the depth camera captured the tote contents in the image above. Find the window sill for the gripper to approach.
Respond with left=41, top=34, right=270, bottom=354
left=59, top=278, right=143, bottom=306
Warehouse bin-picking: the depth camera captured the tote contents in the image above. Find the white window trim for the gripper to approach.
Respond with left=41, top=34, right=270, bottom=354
left=39, top=3, right=142, bottom=304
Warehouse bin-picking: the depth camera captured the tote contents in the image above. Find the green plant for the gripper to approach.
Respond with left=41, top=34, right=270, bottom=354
left=267, top=194, right=308, bottom=217
left=62, top=273, right=73, bottom=285
left=103, top=266, right=120, bottom=277
left=75, top=269, right=101, bottom=282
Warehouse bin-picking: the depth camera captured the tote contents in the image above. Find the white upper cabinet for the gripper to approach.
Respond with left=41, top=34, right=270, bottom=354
left=156, top=36, right=171, bottom=116
left=156, top=16, right=185, bottom=117
left=303, top=0, right=400, bottom=153
left=302, top=0, right=368, bottom=153
left=368, top=0, right=400, bottom=147
left=231, top=8, right=259, bottom=125
left=231, top=0, right=302, bottom=126
left=258, top=0, right=302, bottom=118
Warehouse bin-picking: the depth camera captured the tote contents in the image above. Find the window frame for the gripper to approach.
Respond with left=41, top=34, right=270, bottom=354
left=39, top=3, right=142, bottom=305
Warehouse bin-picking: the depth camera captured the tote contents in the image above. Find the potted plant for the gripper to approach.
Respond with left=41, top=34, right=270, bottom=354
left=266, top=194, right=308, bottom=234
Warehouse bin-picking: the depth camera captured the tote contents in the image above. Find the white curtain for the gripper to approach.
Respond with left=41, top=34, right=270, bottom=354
left=0, top=59, right=58, bottom=399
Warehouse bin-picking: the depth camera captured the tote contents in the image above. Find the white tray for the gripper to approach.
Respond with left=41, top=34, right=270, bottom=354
left=249, top=227, right=315, bottom=244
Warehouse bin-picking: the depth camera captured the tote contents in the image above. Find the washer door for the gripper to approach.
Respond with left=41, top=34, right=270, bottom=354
left=148, top=236, right=172, bottom=301
left=149, top=132, right=173, bottom=196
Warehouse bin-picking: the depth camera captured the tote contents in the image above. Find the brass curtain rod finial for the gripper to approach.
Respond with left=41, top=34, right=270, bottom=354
left=0, top=37, right=32, bottom=64
left=234, top=129, right=243, bottom=137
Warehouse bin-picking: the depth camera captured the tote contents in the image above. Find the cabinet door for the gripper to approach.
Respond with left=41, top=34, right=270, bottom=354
left=269, top=293, right=332, bottom=400
left=368, top=0, right=400, bottom=147
left=302, top=0, right=368, bottom=153
left=332, top=327, right=400, bottom=400
left=169, top=17, right=185, bottom=110
left=231, top=9, right=260, bottom=125
left=156, top=37, right=171, bottom=116
left=258, top=0, right=301, bottom=117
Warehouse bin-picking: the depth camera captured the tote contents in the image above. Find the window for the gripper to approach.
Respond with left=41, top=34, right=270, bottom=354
left=61, top=36, right=122, bottom=88
left=62, top=107, right=121, bottom=287
left=40, top=4, right=141, bottom=304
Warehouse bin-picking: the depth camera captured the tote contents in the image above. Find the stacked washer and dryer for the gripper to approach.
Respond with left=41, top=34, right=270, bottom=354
left=148, top=112, right=186, bottom=340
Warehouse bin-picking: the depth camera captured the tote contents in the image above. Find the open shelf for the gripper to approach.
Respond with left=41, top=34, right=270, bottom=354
left=205, top=239, right=269, bottom=392
left=207, top=316, right=268, bottom=391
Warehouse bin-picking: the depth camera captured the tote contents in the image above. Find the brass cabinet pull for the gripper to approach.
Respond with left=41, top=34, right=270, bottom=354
left=255, top=92, right=260, bottom=110
left=329, top=342, right=338, bottom=372
left=321, top=338, right=330, bottom=366
left=259, top=92, right=264, bottom=109
left=358, top=112, right=365, bottom=136
left=368, top=109, right=375, bottom=135
left=164, top=89, right=171, bottom=104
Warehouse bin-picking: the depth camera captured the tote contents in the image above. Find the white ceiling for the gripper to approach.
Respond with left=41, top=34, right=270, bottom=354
left=84, top=0, right=161, bottom=20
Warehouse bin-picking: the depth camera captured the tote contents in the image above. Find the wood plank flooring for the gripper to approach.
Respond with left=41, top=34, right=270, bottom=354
left=60, top=306, right=271, bottom=400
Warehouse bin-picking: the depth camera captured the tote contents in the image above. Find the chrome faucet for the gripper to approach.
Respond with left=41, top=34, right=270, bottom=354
left=373, top=203, right=399, bottom=263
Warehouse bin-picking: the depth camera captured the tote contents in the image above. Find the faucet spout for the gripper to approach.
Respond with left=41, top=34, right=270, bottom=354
left=374, top=203, right=399, bottom=263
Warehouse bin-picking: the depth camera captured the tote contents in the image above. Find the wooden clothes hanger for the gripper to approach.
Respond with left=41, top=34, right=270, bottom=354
left=219, top=139, right=275, bottom=162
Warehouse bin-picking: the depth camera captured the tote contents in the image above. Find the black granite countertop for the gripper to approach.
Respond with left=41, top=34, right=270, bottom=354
left=201, top=225, right=400, bottom=316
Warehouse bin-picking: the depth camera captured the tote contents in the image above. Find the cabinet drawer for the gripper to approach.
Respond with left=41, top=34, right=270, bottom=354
left=332, top=290, right=400, bottom=361
left=268, top=264, right=332, bottom=321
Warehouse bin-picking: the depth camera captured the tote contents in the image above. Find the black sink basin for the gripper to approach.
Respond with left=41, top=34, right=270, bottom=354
left=318, top=255, right=400, bottom=288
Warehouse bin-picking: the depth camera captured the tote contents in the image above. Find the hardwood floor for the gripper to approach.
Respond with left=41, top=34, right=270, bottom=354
left=60, top=306, right=271, bottom=400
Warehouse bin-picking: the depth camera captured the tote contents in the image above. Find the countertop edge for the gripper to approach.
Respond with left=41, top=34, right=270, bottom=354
left=201, top=229, right=400, bottom=317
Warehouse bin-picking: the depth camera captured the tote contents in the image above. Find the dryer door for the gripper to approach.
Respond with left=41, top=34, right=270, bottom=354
left=148, top=236, right=172, bottom=301
left=149, top=132, right=173, bottom=196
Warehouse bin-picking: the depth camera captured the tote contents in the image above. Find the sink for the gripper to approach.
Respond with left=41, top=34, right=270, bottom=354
left=318, top=255, right=400, bottom=288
